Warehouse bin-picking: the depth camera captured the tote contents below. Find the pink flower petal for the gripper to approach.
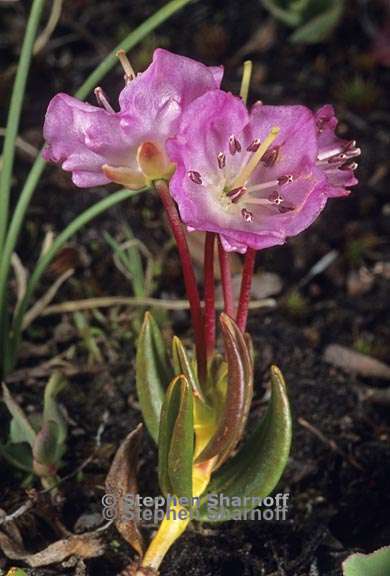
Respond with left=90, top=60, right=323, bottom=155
left=43, top=94, right=134, bottom=187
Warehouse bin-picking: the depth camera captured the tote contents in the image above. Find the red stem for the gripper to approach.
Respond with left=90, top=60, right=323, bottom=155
left=217, top=237, right=234, bottom=318
left=154, top=180, right=206, bottom=384
left=204, top=232, right=216, bottom=360
left=236, top=247, right=256, bottom=332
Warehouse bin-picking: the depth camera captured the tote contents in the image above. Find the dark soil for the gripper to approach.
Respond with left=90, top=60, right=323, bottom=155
left=1, top=0, right=389, bottom=575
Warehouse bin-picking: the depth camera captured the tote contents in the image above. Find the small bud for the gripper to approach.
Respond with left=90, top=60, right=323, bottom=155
left=137, top=141, right=175, bottom=182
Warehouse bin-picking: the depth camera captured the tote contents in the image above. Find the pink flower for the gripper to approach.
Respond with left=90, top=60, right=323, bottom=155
left=43, top=49, right=223, bottom=188
left=167, top=91, right=360, bottom=253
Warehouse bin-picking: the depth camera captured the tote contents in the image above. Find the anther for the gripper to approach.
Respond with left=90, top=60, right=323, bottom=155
left=278, top=174, right=293, bottom=185
left=340, top=161, right=358, bottom=171
left=241, top=208, right=254, bottom=222
left=217, top=152, right=226, bottom=169
left=247, top=139, right=261, bottom=152
left=328, top=153, right=347, bottom=164
left=278, top=204, right=294, bottom=213
left=345, top=147, right=361, bottom=159
left=261, top=146, right=279, bottom=167
left=188, top=170, right=203, bottom=185
left=229, top=136, right=241, bottom=155
left=268, top=191, right=283, bottom=205
left=343, top=140, right=356, bottom=152
left=116, top=49, right=136, bottom=83
left=227, top=186, right=247, bottom=203
left=94, top=87, right=115, bottom=113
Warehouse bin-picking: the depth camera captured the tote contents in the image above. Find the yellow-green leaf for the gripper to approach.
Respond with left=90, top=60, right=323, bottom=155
left=136, top=312, right=172, bottom=442
left=158, top=375, right=193, bottom=499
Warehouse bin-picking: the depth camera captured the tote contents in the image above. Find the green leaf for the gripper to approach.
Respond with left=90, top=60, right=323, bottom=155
left=199, top=365, right=292, bottom=521
left=343, top=546, right=390, bottom=576
left=172, top=336, right=204, bottom=400
left=2, top=383, right=36, bottom=447
left=43, top=372, right=67, bottom=450
left=290, top=0, right=344, bottom=43
left=136, top=312, right=172, bottom=442
left=0, top=442, right=33, bottom=472
left=169, top=379, right=194, bottom=500
left=195, top=314, right=253, bottom=467
left=158, top=375, right=193, bottom=499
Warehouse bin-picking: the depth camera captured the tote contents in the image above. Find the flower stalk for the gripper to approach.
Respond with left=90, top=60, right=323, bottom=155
left=203, top=232, right=216, bottom=360
left=154, top=179, right=206, bottom=385
left=218, top=237, right=234, bottom=318
left=236, top=247, right=256, bottom=332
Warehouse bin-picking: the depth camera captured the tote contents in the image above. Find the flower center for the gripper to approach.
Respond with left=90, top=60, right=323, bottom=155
left=231, top=126, right=280, bottom=189
left=187, top=126, right=298, bottom=223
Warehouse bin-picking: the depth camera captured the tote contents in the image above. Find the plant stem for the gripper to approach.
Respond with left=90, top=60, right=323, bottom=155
left=6, top=188, right=145, bottom=374
left=154, top=180, right=206, bottom=385
left=0, top=0, right=46, bottom=253
left=204, top=232, right=216, bottom=360
left=139, top=502, right=190, bottom=573
left=236, top=248, right=256, bottom=332
left=217, top=237, right=234, bottom=317
left=139, top=458, right=214, bottom=574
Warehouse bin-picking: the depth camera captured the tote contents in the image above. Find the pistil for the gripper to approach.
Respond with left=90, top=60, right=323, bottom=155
left=231, top=126, right=280, bottom=189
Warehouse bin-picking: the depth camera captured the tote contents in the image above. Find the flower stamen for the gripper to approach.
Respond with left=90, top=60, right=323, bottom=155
left=247, top=138, right=261, bottom=152
left=94, top=87, right=115, bottom=113
left=116, top=49, right=136, bottom=83
left=227, top=186, right=247, bottom=203
left=278, top=204, right=295, bottom=213
left=188, top=170, right=203, bottom=185
left=217, top=152, right=226, bottom=169
left=278, top=174, right=294, bottom=185
left=231, top=126, right=280, bottom=189
left=317, top=142, right=360, bottom=163
left=229, top=136, right=241, bottom=155
left=340, top=161, right=358, bottom=171
left=268, top=191, right=284, bottom=205
left=261, top=146, right=280, bottom=167
left=241, top=208, right=253, bottom=222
